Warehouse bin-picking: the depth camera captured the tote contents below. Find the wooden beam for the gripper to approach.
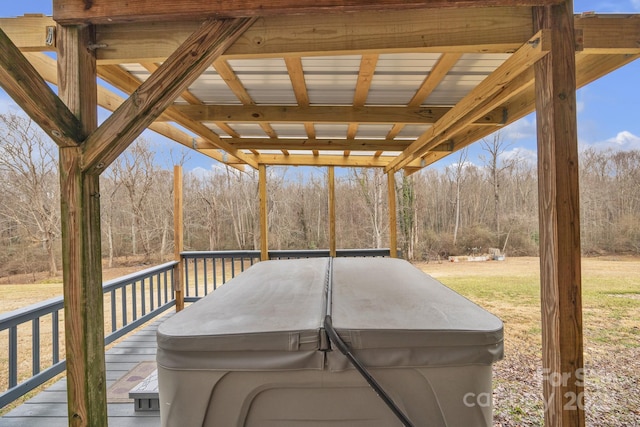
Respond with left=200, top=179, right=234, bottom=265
left=259, top=164, right=269, bottom=261
left=93, top=7, right=535, bottom=62
left=57, top=25, right=108, bottom=427
left=172, top=104, right=505, bottom=125
left=53, top=1, right=560, bottom=24
left=576, top=14, right=640, bottom=54
left=0, top=15, right=56, bottom=52
left=6, top=13, right=636, bottom=62
left=387, top=171, right=398, bottom=258
left=328, top=166, right=336, bottom=257
left=256, top=154, right=391, bottom=167
left=386, top=30, right=549, bottom=173
left=173, top=166, right=185, bottom=312
left=82, top=17, right=257, bottom=174
left=220, top=137, right=409, bottom=151
left=534, top=3, right=584, bottom=427
left=0, top=27, right=81, bottom=147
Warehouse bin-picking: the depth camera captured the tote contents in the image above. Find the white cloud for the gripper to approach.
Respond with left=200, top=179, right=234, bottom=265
left=499, top=147, right=538, bottom=165
left=502, top=117, right=536, bottom=141
left=583, top=131, right=640, bottom=152
left=188, top=164, right=228, bottom=180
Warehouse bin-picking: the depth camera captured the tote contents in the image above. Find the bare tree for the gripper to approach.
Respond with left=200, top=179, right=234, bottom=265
left=0, top=113, right=60, bottom=276
left=480, top=131, right=513, bottom=238
left=446, top=147, right=469, bottom=246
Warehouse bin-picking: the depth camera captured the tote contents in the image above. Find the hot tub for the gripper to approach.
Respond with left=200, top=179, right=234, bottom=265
left=157, top=257, right=503, bottom=426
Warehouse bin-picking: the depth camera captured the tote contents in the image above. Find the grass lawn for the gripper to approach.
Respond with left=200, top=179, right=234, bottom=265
left=416, top=256, right=640, bottom=426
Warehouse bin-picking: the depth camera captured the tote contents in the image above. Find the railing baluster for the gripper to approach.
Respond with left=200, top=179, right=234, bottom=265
left=110, top=290, right=117, bottom=332
left=222, top=257, right=227, bottom=284
left=231, top=257, right=236, bottom=278
left=141, top=279, right=146, bottom=316
left=9, top=326, right=18, bottom=388
left=132, top=282, right=138, bottom=321
left=32, top=319, right=40, bottom=375
left=194, top=258, right=199, bottom=297
left=184, top=259, right=190, bottom=297
left=203, top=258, right=209, bottom=296
left=52, top=311, right=59, bottom=364
left=121, top=286, right=128, bottom=328
left=156, top=272, right=162, bottom=308
left=149, top=275, right=155, bottom=311
left=213, top=257, right=218, bottom=290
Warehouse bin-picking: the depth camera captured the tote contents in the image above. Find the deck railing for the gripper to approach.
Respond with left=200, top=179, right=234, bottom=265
left=181, top=249, right=392, bottom=299
left=0, top=261, right=177, bottom=409
left=1, top=248, right=391, bottom=408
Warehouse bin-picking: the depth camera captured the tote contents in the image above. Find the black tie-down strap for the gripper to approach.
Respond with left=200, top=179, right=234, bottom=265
left=323, top=259, right=415, bottom=427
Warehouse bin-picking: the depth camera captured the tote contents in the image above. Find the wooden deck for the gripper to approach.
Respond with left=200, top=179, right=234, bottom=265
left=0, top=314, right=173, bottom=427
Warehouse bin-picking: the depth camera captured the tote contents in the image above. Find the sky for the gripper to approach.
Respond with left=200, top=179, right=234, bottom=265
left=1, top=1, right=639, bottom=173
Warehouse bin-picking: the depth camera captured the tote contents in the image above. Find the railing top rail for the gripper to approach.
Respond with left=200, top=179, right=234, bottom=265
left=102, top=261, right=178, bottom=292
left=0, top=297, right=64, bottom=331
left=181, top=249, right=391, bottom=258
left=181, top=250, right=259, bottom=258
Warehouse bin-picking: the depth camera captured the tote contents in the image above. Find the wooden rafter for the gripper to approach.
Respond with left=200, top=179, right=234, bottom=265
left=0, top=27, right=81, bottom=147
left=348, top=54, right=379, bottom=156
left=386, top=30, right=551, bottom=173
left=285, top=56, right=317, bottom=155
left=386, top=52, right=462, bottom=140
left=212, top=58, right=267, bottom=155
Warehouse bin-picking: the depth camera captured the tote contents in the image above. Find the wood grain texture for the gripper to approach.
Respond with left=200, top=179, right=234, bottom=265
left=92, top=7, right=534, bottom=62
left=53, top=0, right=561, bottom=24
left=82, top=17, right=257, bottom=174
left=534, top=3, right=585, bottom=427
left=0, top=15, right=56, bottom=52
left=172, top=105, right=505, bottom=125
left=0, top=27, right=81, bottom=147
left=57, top=25, right=108, bottom=427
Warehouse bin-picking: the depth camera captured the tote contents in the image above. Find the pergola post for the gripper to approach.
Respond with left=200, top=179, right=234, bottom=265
left=173, top=165, right=185, bottom=311
left=387, top=172, right=398, bottom=258
left=328, top=166, right=336, bottom=257
left=534, top=2, right=585, bottom=426
left=259, top=164, right=269, bottom=261
left=57, top=25, right=108, bottom=426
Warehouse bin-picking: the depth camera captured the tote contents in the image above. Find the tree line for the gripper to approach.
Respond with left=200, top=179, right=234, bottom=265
left=1, top=113, right=638, bottom=278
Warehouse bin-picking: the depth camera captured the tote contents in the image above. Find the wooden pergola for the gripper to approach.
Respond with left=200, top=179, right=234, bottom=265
left=1, top=1, right=639, bottom=426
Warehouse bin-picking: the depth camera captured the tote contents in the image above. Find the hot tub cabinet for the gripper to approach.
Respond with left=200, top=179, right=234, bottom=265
left=157, top=257, right=503, bottom=426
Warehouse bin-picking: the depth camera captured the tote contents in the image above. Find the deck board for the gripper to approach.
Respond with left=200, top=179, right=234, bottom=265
left=0, top=314, right=172, bottom=427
